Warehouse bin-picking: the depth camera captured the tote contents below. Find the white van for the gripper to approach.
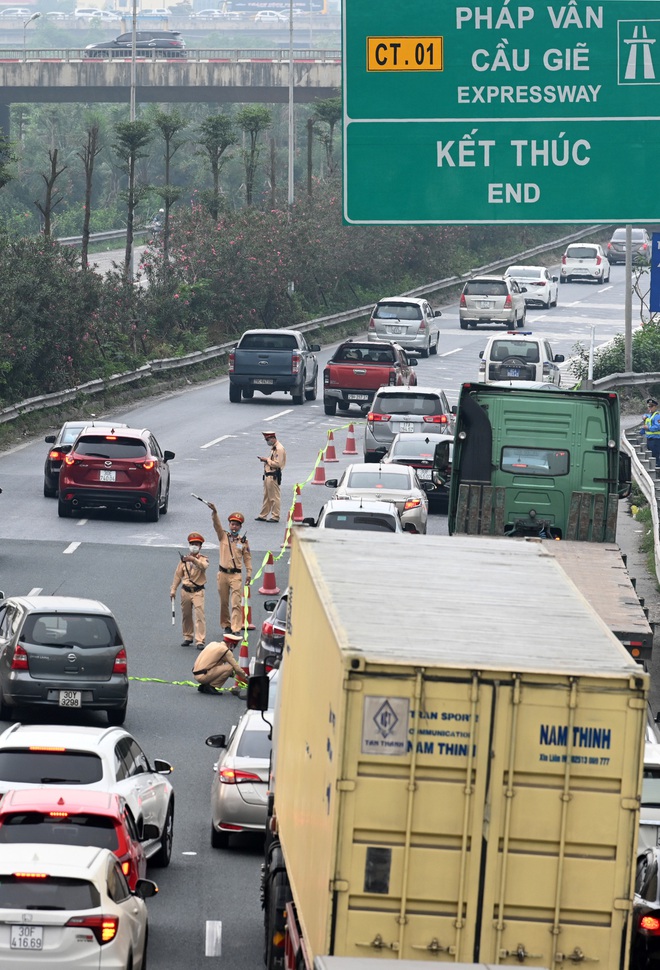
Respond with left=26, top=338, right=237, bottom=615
left=478, top=331, right=564, bottom=385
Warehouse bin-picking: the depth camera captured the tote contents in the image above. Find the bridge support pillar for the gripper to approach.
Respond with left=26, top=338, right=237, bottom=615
left=0, top=104, right=9, bottom=137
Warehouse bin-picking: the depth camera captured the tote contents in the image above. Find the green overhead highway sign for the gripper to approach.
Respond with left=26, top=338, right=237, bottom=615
left=342, top=0, right=660, bottom=224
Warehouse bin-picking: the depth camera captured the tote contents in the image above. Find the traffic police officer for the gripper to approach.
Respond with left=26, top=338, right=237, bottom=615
left=170, top=532, right=209, bottom=649
left=192, top=632, right=246, bottom=695
left=208, top=504, right=252, bottom=634
left=256, top=430, right=287, bottom=522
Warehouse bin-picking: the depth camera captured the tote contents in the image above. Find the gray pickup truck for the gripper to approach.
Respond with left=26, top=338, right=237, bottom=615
left=228, top=329, right=321, bottom=405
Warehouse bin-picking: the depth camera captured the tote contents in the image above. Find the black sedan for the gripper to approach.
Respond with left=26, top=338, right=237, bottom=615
left=381, top=432, right=454, bottom=511
left=43, top=420, right=126, bottom=497
left=632, top=847, right=660, bottom=970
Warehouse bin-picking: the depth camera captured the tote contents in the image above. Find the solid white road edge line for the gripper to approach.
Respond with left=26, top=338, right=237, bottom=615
left=205, top=920, right=222, bottom=957
left=63, top=542, right=80, bottom=555
left=201, top=434, right=237, bottom=450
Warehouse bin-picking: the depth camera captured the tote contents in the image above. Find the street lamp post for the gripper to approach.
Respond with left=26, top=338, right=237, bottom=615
left=287, top=0, right=294, bottom=209
left=22, top=12, right=40, bottom=62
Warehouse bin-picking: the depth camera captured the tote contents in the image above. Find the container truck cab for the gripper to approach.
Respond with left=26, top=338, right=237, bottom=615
left=447, top=383, right=632, bottom=541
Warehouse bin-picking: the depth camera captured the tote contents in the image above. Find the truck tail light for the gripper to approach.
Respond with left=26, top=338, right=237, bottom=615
left=423, top=414, right=448, bottom=424
left=292, top=353, right=302, bottom=375
left=11, top=645, right=29, bottom=671
left=503, top=294, right=512, bottom=308
left=367, top=413, right=391, bottom=423
left=323, top=369, right=329, bottom=385
left=218, top=767, right=263, bottom=784
left=640, top=915, right=660, bottom=934
left=66, top=915, right=119, bottom=945
left=459, top=293, right=466, bottom=307
left=389, top=369, right=397, bottom=385
left=228, top=351, right=235, bottom=374
left=112, top=648, right=127, bottom=674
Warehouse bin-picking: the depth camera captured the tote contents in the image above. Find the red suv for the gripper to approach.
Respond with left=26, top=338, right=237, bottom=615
left=0, top=789, right=151, bottom=890
left=58, top=427, right=174, bottom=522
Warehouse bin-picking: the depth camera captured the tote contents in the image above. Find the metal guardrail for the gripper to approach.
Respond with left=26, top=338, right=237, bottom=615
left=57, top=228, right=147, bottom=246
left=622, top=427, right=660, bottom=581
left=0, top=223, right=619, bottom=426
left=594, top=371, right=660, bottom=392
left=0, top=48, right=341, bottom=62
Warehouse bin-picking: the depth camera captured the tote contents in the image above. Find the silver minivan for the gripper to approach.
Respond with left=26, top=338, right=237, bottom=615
left=459, top=275, right=527, bottom=329
left=368, top=297, right=441, bottom=357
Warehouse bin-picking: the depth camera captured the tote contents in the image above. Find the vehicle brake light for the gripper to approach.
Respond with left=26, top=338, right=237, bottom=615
left=323, top=370, right=329, bottom=385
left=419, top=319, right=426, bottom=331
left=643, top=243, right=649, bottom=250
left=262, top=621, right=274, bottom=638
left=112, top=648, right=127, bottom=674
left=596, top=255, right=602, bottom=265
left=13, top=872, right=48, bottom=879
left=219, top=767, right=263, bottom=784
left=423, top=414, right=448, bottom=424
left=292, top=353, right=302, bottom=375
left=367, top=413, right=391, bottom=422
left=368, top=317, right=375, bottom=330
left=228, top=351, right=235, bottom=374
left=389, top=369, right=397, bottom=386
left=66, top=915, right=119, bottom=945
left=562, top=254, right=567, bottom=264
left=29, top=746, right=66, bottom=752
left=121, top=861, right=130, bottom=876
left=64, top=455, right=76, bottom=466
left=49, top=812, right=68, bottom=817
left=607, top=242, right=613, bottom=250
left=11, top=645, right=29, bottom=671
left=459, top=293, right=466, bottom=307
left=48, top=450, right=65, bottom=461
left=640, top=915, right=660, bottom=933
left=104, top=436, right=117, bottom=441
left=403, top=498, right=422, bottom=511
left=142, top=460, right=154, bottom=471
left=503, top=294, right=512, bottom=308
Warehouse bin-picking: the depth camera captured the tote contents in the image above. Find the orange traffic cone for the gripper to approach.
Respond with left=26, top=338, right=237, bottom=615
left=343, top=423, right=359, bottom=455
left=242, top=585, right=256, bottom=630
left=324, top=429, right=338, bottom=462
left=292, top=484, right=304, bottom=523
left=311, top=449, right=326, bottom=485
left=258, top=552, right=281, bottom=594
left=238, top=637, right=250, bottom=681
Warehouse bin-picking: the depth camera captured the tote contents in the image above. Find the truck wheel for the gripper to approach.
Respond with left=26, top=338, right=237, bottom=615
left=229, top=384, right=241, bottom=403
left=242, top=389, right=254, bottom=399
left=304, top=375, right=317, bottom=401
left=324, top=400, right=337, bottom=416
left=337, top=402, right=350, bottom=411
left=459, top=321, right=468, bottom=330
left=264, top=843, right=291, bottom=970
left=292, top=384, right=304, bottom=406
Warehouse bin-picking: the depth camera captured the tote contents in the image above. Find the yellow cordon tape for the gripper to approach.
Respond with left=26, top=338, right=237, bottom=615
left=129, top=676, right=247, bottom=692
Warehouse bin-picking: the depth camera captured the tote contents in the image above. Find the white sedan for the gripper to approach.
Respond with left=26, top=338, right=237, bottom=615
left=0, top=723, right=174, bottom=866
left=254, top=8, right=287, bottom=20
left=0, top=843, right=156, bottom=968
left=504, top=264, right=559, bottom=309
left=324, top=463, right=429, bottom=534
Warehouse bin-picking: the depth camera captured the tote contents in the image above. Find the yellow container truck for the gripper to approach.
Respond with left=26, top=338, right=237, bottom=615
left=252, top=531, right=649, bottom=970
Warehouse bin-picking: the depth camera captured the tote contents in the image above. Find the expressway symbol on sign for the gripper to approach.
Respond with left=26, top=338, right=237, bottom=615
left=620, top=21, right=659, bottom=82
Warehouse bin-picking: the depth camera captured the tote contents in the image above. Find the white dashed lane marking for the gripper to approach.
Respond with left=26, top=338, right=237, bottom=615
left=63, top=542, right=81, bottom=555
left=263, top=409, right=293, bottom=422
left=205, top=920, right=222, bottom=957
left=439, top=348, right=462, bottom=357
left=201, top=434, right=237, bottom=450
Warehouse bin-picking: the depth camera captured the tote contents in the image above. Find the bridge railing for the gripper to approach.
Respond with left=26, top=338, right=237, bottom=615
left=0, top=48, right=341, bottom=62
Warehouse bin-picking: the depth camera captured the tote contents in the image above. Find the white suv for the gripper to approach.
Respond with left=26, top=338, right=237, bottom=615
left=560, top=242, right=610, bottom=284
left=478, top=332, right=564, bottom=385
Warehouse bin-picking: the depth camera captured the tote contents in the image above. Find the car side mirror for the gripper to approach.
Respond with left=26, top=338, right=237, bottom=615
left=44, top=434, right=56, bottom=443
left=554, top=355, right=565, bottom=363
left=309, top=343, right=321, bottom=352
left=163, top=450, right=175, bottom=462
left=264, top=600, right=277, bottom=611
left=134, top=879, right=158, bottom=900
left=408, top=357, right=417, bottom=366
left=451, top=405, right=457, bottom=415
left=325, top=479, right=338, bottom=488
left=58, top=444, right=73, bottom=455
left=433, top=309, right=442, bottom=317
left=520, top=286, right=527, bottom=292
left=478, top=350, right=484, bottom=359
left=302, top=516, right=316, bottom=526
left=552, top=276, right=558, bottom=282
left=419, top=480, right=435, bottom=493
left=247, top=672, right=270, bottom=712
left=205, top=734, right=227, bottom=748
left=153, top=759, right=173, bottom=774
left=141, top=823, right=160, bottom=841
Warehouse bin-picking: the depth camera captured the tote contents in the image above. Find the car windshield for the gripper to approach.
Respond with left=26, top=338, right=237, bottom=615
left=73, top=436, right=147, bottom=460
left=373, top=393, right=442, bottom=415
left=566, top=246, right=598, bottom=258
left=239, top=333, right=298, bottom=351
left=323, top=512, right=399, bottom=531
left=0, top=813, right=119, bottom=851
left=0, top=750, right=104, bottom=785
left=612, top=228, right=646, bottom=240
left=501, top=447, right=570, bottom=476
left=346, top=470, right=411, bottom=489
left=464, top=280, right=508, bottom=296
left=334, top=346, right=394, bottom=364
left=236, top=729, right=271, bottom=759
left=391, top=441, right=436, bottom=459
left=22, top=613, right=122, bottom=649
left=0, top=875, right=100, bottom=910
left=373, top=302, right=422, bottom=320
left=506, top=267, right=539, bottom=278
left=489, top=341, right=540, bottom=363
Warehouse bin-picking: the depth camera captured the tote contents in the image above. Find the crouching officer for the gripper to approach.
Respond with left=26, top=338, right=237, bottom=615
left=170, top=532, right=209, bottom=649
left=192, top=632, right=246, bottom=695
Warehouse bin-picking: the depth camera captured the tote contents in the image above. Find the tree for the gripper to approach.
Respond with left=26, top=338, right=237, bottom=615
left=113, top=120, right=153, bottom=279
left=151, top=109, right=188, bottom=265
left=196, top=113, right=236, bottom=221
left=0, top=133, right=15, bottom=193
left=236, top=105, right=272, bottom=206
left=35, top=148, right=67, bottom=239
left=313, top=97, right=341, bottom=178
left=77, top=122, right=102, bottom=269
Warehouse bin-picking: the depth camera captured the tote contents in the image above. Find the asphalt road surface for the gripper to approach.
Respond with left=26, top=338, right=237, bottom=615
left=0, top=262, right=655, bottom=968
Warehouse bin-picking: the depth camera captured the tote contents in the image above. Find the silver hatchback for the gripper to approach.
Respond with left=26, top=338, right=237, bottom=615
left=206, top=710, right=271, bottom=848
left=368, top=297, right=441, bottom=357
left=459, top=275, right=527, bottom=329
left=0, top=595, right=128, bottom=725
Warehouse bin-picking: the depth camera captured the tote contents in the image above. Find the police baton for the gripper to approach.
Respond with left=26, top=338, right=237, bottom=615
left=191, top=492, right=213, bottom=508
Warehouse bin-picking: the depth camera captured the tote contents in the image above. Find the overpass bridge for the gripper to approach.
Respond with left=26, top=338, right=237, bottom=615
left=0, top=48, right=341, bottom=130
